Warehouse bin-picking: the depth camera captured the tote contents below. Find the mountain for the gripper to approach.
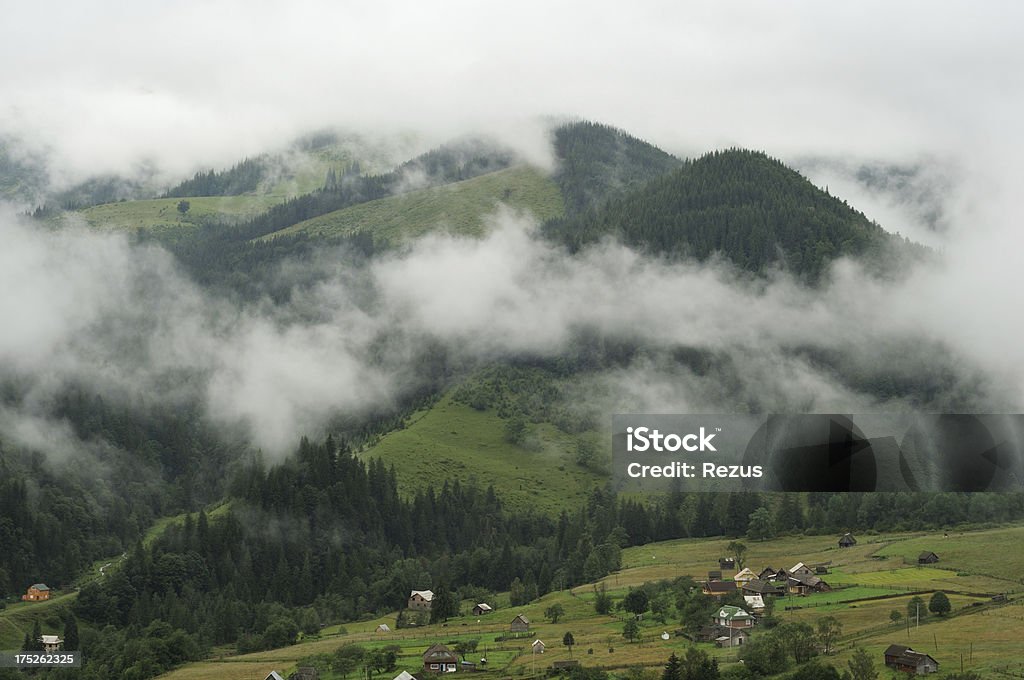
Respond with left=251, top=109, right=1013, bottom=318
left=545, top=147, right=921, bottom=279
left=551, top=121, right=683, bottom=215
left=3, top=120, right=994, bottom=680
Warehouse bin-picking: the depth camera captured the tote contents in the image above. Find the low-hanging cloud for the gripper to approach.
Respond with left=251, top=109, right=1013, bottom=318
left=5, top=187, right=1022, bottom=464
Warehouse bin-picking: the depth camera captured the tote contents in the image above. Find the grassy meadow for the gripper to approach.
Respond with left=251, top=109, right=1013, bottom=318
left=152, top=522, right=1024, bottom=680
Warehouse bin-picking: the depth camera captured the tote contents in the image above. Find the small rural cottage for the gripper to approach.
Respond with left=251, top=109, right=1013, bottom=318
left=22, top=584, right=50, bottom=602
left=743, top=594, right=766, bottom=614
left=883, top=644, right=939, bottom=674
left=839, top=533, right=857, bottom=548
left=718, top=557, right=736, bottom=570
left=702, top=580, right=737, bottom=596
left=531, top=639, right=545, bottom=654
left=409, top=590, right=435, bottom=611
left=788, top=562, right=814, bottom=578
left=715, top=628, right=749, bottom=648
left=733, top=568, right=757, bottom=583
left=393, top=671, right=418, bottom=680
left=787, top=574, right=831, bottom=595
left=707, top=570, right=722, bottom=581
left=741, top=579, right=784, bottom=597
left=472, top=603, right=493, bottom=616
left=423, top=643, right=459, bottom=673
left=918, top=551, right=939, bottom=565
left=510, top=614, right=530, bottom=633
left=265, top=672, right=286, bottom=680
left=376, top=624, right=392, bottom=633
left=40, top=635, right=62, bottom=653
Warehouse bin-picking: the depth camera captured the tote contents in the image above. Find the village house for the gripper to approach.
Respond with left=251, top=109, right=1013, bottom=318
left=839, top=533, right=857, bottom=548
left=22, top=584, right=50, bottom=602
left=531, top=639, right=545, bottom=654
left=733, top=567, right=757, bottom=583
left=472, top=603, right=493, bottom=616
left=715, top=628, right=750, bottom=648
left=743, top=594, right=766, bottom=614
left=718, top=558, right=736, bottom=570
left=510, top=614, right=530, bottom=633
left=918, top=551, right=940, bottom=565
left=691, top=623, right=748, bottom=647
left=423, top=643, right=459, bottom=673
left=757, top=567, right=776, bottom=581
left=787, top=574, right=831, bottom=595
left=409, top=590, right=435, bottom=611
left=715, top=605, right=753, bottom=630
left=393, top=671, right=418, bottom=680
left=707, top=570, right=722, bottom=581
left=741, top=579, right=784, bottom=597
left=883, top=644, right=939, bottom=674
left=265, top=672, right=286, bottom=680
left=788, top=562, right=814, bottom=578
left=40, top=635, right=62, bottom=653
left=376, top=623, right=392, bottom=633
left=702, top=580, right=737, bottom=596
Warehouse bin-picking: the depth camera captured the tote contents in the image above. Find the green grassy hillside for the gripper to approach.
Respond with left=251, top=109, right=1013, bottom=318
left=260, top=165, right=564, bottom=244
left=358, top=392, right=601, bottom=516
left=0, top=592, right=76, bottom=651
left=74, top=195, right=283, bottom=240
left=155, top=522, right=1024, bottom=680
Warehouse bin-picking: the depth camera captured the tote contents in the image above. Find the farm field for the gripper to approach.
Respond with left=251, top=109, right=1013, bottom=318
left=154, top=522, right=1024, bottom=680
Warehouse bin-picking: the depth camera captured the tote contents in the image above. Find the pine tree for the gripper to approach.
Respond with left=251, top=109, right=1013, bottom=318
left=662, top=652, right=682, bottom=680
left=429, top=583, right=459, bottom=623
left=30, top=620, right=42, bottom=651
left=562, top=632, right=575, bottom=658
left=63, top=612, right=80, bottom=651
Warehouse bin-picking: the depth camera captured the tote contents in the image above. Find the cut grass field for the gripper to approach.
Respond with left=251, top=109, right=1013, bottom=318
left=358, top=393, right=603, bottom=516
left=75, top=195, right=283, bottom=240
left=259, top=165, right=565, bottom=244
left=154, top=522, right=1024, bottom=680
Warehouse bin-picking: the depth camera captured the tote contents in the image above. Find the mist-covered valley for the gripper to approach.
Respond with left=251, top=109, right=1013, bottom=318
left=3, top=3, right=1024, bottom=678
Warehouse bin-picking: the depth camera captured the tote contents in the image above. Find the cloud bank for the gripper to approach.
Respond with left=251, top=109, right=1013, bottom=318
left=2, top=200, right=1021, bottom=458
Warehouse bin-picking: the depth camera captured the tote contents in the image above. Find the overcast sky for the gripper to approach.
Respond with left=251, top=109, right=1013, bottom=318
left=2, top=1, right=1021, bottom=182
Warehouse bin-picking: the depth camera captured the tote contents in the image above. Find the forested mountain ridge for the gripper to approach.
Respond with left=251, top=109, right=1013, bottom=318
left=544, top=147, right=924, bottom=279
left=551, top=121, right=683, bottom=216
